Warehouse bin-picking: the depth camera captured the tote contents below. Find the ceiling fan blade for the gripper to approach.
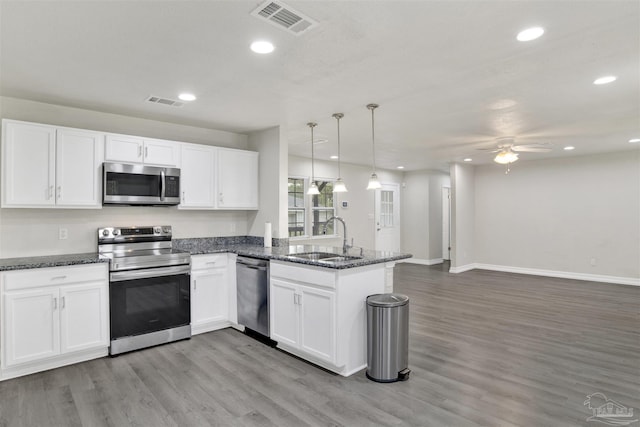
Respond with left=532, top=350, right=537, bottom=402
left=512, top=145, right=552, bottom=152
left=476, top=148, right=501, bottom=152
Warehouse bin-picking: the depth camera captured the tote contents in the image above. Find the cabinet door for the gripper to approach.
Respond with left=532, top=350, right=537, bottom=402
left=56, top=129, right=104, bottom=208
left=299, top=286, right=336, bottom=364
left=3, top=288, right=60, bottom=367
left=1, top=120, right=56, bottom=207
left=143, top=139, right=180, bottom=167
left=179, top=143, right=216, bottom=209
left=105, top=134, right=144, bottom=163
left=191, top=268, right=228, bottom=329
left=217, top=149, right=258, bottom=209
left=59, top=282, right=109, bottom=354
left=269, top=279, right=298, bottom=346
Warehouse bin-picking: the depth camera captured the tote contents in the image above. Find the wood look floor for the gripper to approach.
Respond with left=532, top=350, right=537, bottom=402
left=1, top=263, right=638, bottom=427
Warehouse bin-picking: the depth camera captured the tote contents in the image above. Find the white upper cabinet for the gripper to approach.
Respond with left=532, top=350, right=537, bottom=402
left=56, top=128, right=103, bottom=207
left=217, top=148, right=259, bottom=210
left=105, top=134, right=180, bottom=167
left=1, top=120, right=103, bottom=209
left=179, top=143, right=216, bottom=209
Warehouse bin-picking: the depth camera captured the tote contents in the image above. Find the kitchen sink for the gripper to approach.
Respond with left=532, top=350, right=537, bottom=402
left=287, top=252, right=362, bottom=263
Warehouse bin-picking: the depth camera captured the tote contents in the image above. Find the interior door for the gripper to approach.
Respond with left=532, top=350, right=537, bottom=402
left=375, top=183, right=401, bottom=252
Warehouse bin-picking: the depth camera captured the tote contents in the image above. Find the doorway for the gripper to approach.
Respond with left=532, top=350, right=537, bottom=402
left=442, top=186, right=451, bottom=261
left=375, top=183, right=400, bottom=252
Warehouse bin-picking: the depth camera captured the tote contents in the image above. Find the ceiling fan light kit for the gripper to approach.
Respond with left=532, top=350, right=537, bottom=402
left=494, top=149, right=519, bottom=164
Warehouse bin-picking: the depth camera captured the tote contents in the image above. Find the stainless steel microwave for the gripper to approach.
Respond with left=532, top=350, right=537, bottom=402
left=103, top=162, right=180, bottom=206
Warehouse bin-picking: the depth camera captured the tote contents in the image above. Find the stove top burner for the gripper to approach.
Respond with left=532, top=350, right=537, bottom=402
left=97, top=225, right=190, bottom=272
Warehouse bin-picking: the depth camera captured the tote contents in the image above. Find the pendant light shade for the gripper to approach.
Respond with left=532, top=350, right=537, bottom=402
left=306, top=122, right=320, bottom=195
left=332, top=113, right=348, bottom=193
left=366, top=103, right=382, bottom=190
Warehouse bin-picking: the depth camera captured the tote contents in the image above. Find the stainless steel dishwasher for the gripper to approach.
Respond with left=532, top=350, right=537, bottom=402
left=236, top=256, right=270, bottom=337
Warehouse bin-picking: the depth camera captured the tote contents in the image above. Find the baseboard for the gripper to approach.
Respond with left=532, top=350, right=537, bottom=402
left=474, top=263, right=640, bottom=286
left=400, top=258, right=444, bottom=266
left=449, top=263, right=478, bottom=273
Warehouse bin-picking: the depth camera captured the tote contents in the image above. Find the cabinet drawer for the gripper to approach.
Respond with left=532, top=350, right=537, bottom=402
left=270, top=261, right=336, bottom=289
left=191, top=254, right=227, bottom=270
left=2, top=264, right=108, bottom=291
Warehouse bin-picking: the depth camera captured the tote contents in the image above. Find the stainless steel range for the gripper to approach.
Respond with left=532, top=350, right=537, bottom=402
left=98, top=225, right=191, bottom=355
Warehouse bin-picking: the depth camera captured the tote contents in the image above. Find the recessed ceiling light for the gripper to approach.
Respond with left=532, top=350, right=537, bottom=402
left=563, top=146, right=575, bottom=151
left=178, top=93, right=196, bottom=101
left=629, top=138, right=640, bottom=143
left=517, top=27, right=544, bottom=42
left=593, top=76, right=617, bottom=85
left=397, top=166, right=405, bottom=169
left=250, top=40, right=274, bottom=54
left=463, top=158, right=473, bottom=162
left=330, top=155, right=339, bottom=159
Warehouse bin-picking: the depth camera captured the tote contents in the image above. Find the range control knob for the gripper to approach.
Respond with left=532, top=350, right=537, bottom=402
left=154, top=226, right=162, bottom=234
left=113, top=229, right=120, bottom=236
left=162, top=226, right=171, bottom=234
left=102, top=229, right=110, bottom=237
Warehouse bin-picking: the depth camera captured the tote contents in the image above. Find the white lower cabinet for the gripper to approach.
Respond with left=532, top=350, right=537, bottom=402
left=270, top=278, right=336, bottom=364
left=270, top=261, right=387, bottom=377
left=0, top=264, right=109, bottom=380
left=190, top=254, right=231, bottom=335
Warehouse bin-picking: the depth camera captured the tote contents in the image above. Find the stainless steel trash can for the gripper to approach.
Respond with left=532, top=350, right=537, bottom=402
left=366, top=293, right=410, bottom=382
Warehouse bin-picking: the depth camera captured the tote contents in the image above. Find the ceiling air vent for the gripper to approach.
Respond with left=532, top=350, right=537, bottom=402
left=146, top=96, right=185, bottom=108
left=251, top=0, right=318, bottom=36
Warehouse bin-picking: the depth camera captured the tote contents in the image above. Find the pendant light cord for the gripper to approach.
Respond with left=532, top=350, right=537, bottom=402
left=333, top=113, right=344, bottom=179
left=367, top=104, right=379, bottom=173
left=308, top=122, right=317, bottom=183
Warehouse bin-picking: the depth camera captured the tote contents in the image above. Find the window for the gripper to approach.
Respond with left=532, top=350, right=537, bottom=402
left=380, top=190, right=394, bottom=227
left=287, top=178, right=337, bottom=238
left=288, top=178, right=305, bottom=237
left=311, top=181, right=335, bottom=236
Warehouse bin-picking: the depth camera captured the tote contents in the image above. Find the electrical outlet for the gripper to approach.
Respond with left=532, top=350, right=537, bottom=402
left=590, top=257, right=597, bottom=266
left=58, top=228, right=68, bottom=240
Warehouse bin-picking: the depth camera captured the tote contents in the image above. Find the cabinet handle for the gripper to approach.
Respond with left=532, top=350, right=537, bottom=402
left=219, top=193, right=224, bottom=204
left=205, top=261, right=216, bottom=265
left=194, top=280, right=197, bottom=291
left=57, top=186, right=61, bottom=199
left=145, top=146, right=148, bottom=158
left=53, top=297, right=57, bottom=310
left=48, top=185, right=54, bottom=200
left=138, top=146, right=142, bottom=158
left=293, top=294, right=297, bottom=305
left=62, top=296, right=65, bottom=309
left=182, top=191, right=185, bottom=202
left=51, top=276, right=67, bottom=281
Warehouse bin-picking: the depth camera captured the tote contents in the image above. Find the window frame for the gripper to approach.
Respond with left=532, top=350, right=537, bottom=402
left=287, top=176, right=338, bottom=240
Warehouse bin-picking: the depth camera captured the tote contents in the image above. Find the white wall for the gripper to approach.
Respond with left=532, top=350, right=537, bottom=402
left=400, top=170, right=450, bottom=262
left=450, top=162, right=476, bottom=271
left=288, top=156, right=403, bottom=250
left=474, top=150, right=640, bottom=281
left=247, top=126, right=288, bottom=240
left=0, top=97, right=251, bottom=258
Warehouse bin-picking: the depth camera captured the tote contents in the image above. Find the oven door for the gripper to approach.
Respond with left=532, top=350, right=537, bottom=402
left=109, top=265, right=190, bottom=340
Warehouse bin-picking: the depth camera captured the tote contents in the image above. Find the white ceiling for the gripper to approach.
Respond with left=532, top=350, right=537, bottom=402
left=1, top=1, right=638, bottom=172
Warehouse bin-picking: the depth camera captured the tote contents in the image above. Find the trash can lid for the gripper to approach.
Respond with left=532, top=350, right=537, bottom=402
left=367, top=293, right=409, bottom=307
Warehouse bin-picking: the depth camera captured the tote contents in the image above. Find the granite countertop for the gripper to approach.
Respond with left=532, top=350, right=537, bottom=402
left=0, top=238, right=412, bottom=272
left=0, top=253, right=109, bottom=272
left=174, top=239, right=412, bottom=269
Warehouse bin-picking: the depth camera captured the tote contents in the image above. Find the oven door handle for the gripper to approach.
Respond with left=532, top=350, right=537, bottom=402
left=110, top=265, right=190, bottom=282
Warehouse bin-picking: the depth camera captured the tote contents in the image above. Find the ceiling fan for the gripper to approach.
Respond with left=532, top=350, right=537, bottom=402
left=478, top=137, right=553, bottom=165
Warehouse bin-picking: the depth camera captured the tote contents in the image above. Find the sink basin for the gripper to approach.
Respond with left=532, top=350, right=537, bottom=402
left=287, top=252, right=362, bottom=263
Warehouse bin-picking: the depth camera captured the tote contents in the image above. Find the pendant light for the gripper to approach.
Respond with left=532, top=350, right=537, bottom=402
left=307, top=122, right=320, bottom=195
left=366, top=103, right=381, bottom=190
left=332, top=113, right=348, bottom=193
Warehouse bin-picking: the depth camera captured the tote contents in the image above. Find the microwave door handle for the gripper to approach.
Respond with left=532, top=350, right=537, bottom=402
left=160, top=170, right=165, bottom=201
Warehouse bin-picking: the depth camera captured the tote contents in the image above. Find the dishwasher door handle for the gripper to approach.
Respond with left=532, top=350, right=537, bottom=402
left=240, top=264, right=267, bottom=271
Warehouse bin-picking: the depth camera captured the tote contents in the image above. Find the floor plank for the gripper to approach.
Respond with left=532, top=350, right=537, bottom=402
left=0, top=262, right=638, bottom=426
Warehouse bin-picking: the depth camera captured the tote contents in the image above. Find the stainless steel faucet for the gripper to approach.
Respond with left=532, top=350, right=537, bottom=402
left=323, top=216, right=351, bottom=254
